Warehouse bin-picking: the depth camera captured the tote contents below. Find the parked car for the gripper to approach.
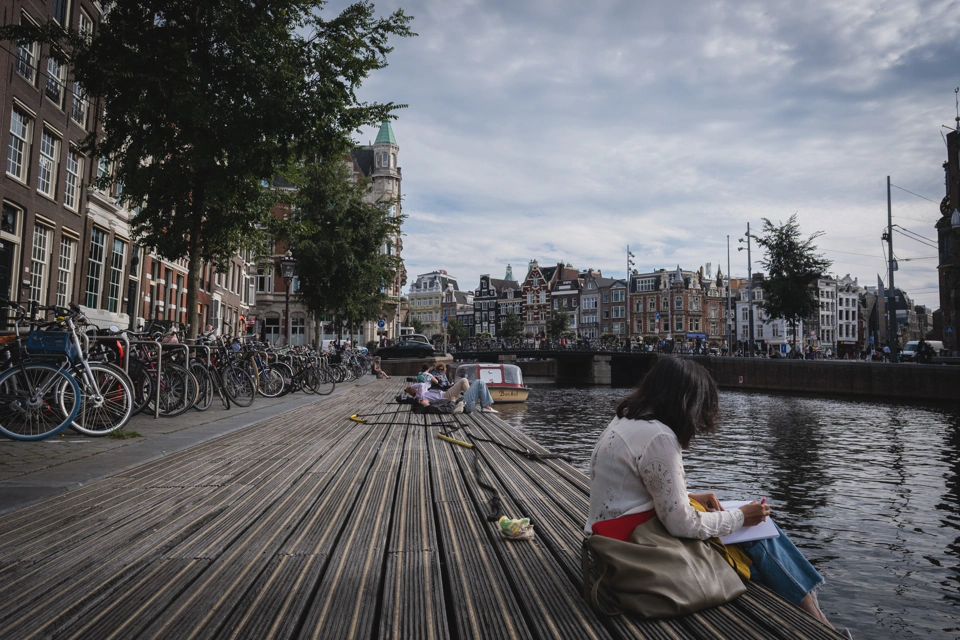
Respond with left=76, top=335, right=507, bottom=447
left=376, top=339, right=435, bottom=360
left=901, top=340, right=944, bottom=362
left=405, top=334, right=431, bottom=344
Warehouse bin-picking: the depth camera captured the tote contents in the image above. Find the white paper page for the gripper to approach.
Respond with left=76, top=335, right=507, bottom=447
left=717, top=500, right=780, bottom=545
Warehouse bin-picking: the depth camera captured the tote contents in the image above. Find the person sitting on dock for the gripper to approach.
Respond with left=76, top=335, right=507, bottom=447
left=430, top=363, right=450, bottom=387
left=403, top=378, right=496, bottom=413
left=372, top=357, right=390, bottom=379
left=585, top=358, right=841, bottom=633
left=417, top=364, right=438, bottom=385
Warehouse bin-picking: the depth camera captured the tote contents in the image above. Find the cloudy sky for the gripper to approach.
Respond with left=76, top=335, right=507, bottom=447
left=346, top=0, right=959, bottom=308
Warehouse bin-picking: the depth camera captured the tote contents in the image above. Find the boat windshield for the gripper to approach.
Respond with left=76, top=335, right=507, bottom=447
left=455, top=364, right=523, bottom=385
left=502, top=366, right=523, bottom=385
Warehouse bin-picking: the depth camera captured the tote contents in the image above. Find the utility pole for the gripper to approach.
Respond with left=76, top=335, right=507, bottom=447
left=886, top=176, right=898, bottom=357
left=727, top=235, right=732, bottom=355
left=626, top=246, right=635, bottom=341
left=737, top=224, right=755, bottom=356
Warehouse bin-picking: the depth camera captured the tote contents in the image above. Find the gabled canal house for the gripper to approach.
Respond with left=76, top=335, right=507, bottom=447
left=472, top=273, right=519, bottom=337
left=629, top=267, right=704, bottom=343
left=520, top=259, right=556, bottom=336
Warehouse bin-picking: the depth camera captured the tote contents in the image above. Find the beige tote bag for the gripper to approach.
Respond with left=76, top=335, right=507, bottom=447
left=581, top=516, right=747, bottom=618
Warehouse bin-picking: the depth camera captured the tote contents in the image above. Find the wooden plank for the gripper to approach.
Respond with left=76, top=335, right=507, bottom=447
left=379, top=412, right=450, bottom=640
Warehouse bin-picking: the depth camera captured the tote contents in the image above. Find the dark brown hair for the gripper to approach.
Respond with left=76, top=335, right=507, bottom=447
left=420, top=364, right=431, bottom=372
left=615, top=357, right=719, bottom=448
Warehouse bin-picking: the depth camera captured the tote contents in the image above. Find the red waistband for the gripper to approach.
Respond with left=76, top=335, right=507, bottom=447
left=590, top=510, right=655, bottom=542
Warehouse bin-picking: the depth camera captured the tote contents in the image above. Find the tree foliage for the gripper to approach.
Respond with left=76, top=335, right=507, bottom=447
left=408, top=316, right=425, bottom=336
left=287, top=157, right=402, bottom=328
left=500, top=312, right=523, bottom=339
left=0, top=1, right=413, bottom=336
left=446, top=319, right=468, bottom=341
left=547, top=311, right=570, bottom=340
left=753, top=215, right=832, bottom=343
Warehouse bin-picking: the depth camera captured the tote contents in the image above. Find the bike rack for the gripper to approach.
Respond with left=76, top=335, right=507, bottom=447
left=184, top=340, right=212, bottom=367
left=128, top=340, right=163, bottom=419
left=86, top=333, right=132, bottom=373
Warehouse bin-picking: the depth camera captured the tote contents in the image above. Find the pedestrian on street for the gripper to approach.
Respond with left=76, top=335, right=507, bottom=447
left=882, top=344, right=891, bottom=362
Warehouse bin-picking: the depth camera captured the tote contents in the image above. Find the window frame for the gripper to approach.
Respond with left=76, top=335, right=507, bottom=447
left=7, top=108, right=32, bottom=183
left=64, top=149, right=81, bottom=210
left=37, top=129, right=60, bottom=199
left=29, top=224, right=52, bottom=305
left=106, top=238, right=126, bottom=313
left=56, top=235, right=76, bottom=308
left=85, top=227, right=106, bottom=308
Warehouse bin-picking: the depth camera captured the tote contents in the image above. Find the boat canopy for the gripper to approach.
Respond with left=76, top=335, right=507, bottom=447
left=455, top=363, right=524, bottom=386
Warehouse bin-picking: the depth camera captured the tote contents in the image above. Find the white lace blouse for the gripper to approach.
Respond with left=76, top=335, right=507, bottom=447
left=584, top=416, right=744, bottom=540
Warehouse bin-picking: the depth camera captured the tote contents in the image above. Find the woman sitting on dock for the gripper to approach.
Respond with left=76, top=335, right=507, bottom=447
left=585, top=358, right=839, bottom=632
left=403, top=378, right=497, bottom=413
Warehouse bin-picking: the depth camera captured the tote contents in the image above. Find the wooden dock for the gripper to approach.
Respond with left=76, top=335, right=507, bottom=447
left=0, top=382, right=842, bottom=639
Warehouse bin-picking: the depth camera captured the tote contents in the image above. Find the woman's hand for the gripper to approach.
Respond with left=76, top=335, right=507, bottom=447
left=688, top=492, right=723, bottom=512
left=738, top=501, right=771, bottom=527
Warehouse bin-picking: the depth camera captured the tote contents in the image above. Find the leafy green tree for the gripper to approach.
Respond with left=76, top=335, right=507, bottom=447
left=500, top=312, right=523, bottom=339
left=288, top=158, right=402, bottom=332
left=1, top=1, right=413, bottom=337
left=547, top=311, right=570, bottom=340
left=752, top=215, right=832, bottom=346
left=446, top=319, right=468, bottom=341
left=408, top=317, right=426, bottom=336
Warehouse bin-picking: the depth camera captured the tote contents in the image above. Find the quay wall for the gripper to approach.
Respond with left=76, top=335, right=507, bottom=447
left=686, top=356, right=960, bottom=403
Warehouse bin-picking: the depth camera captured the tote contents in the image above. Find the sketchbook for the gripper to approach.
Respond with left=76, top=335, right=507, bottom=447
left=717, top=501, right=780, bottom=545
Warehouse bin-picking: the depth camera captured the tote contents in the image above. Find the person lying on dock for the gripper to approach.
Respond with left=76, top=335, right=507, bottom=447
left=584, top=357, right=843, bottom=634
left=403, top=379, right=497, bottom=413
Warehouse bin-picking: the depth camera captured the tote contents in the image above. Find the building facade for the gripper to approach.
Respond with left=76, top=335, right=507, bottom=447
left=520, top=260, right=556, bottom=336
left=409, top=270, right=457, bottom=338
left=940, top=130, right=960, bottom=355
left=472, top=274, right=519, bottom=337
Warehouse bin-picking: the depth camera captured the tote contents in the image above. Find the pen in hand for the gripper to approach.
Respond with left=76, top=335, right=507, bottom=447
left=760, top=497, right=766, bottom=505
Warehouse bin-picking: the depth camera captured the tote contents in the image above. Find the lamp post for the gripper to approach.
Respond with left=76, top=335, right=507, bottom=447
left=279, top=250, right=296, bottom=346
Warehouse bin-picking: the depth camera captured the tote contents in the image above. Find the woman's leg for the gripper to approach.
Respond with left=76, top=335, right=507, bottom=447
left=444, top=378, right=470, bottom=400
left=739, top=523, right=834, bottom=629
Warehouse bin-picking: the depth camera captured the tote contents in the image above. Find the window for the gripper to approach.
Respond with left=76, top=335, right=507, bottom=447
left=30, top=225, right=51, bottom=304
left=539, top=291, right=546, bottom=304
left=46, top=56, right=65, bottom=106
left=52, top=0, right=70, bottom=27
left=709, top=307, right=717, bottom=318
left=675, top=296, right=683, bottom=310
left=256, top=267, right=271, bottom=293
left=613, top=306, right=625, bottom=318
left=263, top=315, right=281, bottom=345
left=742, top=326, right=749, bottom=338
left=638, top=279, right=655, bottom=292
left=37, top=130, right=59, bottom=198
left=15, top=37, right=37, bottom=84
left=602, top=292, right=609, bottom=303
left=648, top=298, right=656, bottom=311
left=527, top=292, right=533, bottom=304
left=78, top=10, right=93, bottom=40
left=742, top=308, right=749, bottom=321
left=533, top=277, right=539, bottom=286
left=690, top=318, right=700, bottom=331
left=85, top=228, right=106, bottom=308
left=772, top=325, right=780, bottom=338
left=8, top=109, right=32, bottom=181
left=291, top=316, right=305, bottom=346
left=107, top=239, right=125, bottom=313
left=613, top=290, right=625, bottom=302
left=71, top=85, right=87, bottom=127
left=63, top=150, right=81, bottom=210
left=757, top=325, right=763, bottom=338
left=56, top=236, right=76, bottom=307
left=603, top=308, right=609, bottom=319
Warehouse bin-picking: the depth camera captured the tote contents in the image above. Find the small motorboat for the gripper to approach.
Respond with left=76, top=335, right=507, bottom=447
left=454, top=363, right=531, bottom=403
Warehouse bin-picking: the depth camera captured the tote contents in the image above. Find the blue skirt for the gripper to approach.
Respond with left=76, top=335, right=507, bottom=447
left=737, top=522, right=824, bottom=605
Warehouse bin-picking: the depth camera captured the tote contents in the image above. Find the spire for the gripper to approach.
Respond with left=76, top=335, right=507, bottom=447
left=675, top=265, right=683, bottom=284
left=375, top=120, right=397, bottom=145
left=504, top=264, right=515, bottom=281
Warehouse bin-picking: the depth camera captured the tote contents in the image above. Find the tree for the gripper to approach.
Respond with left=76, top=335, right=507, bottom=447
left=1, top=2, right=413, bottom=337
left=408, top=317, right=426, bottom=335
left=288, top=157, right=402, bottom=335
left=446, top=319, right=468, bottom=341
left=547, top=311, right=570, bottom=340
left=753, top=215, right=832, bottom=347
left=500, top=312, right=523, bottom=340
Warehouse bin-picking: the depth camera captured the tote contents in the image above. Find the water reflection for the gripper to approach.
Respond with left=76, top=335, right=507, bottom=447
left=497, top=384, right=960, bottom=637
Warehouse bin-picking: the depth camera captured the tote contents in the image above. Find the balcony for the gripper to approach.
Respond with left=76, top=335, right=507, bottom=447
left=45, top=78, right=63, bottom=106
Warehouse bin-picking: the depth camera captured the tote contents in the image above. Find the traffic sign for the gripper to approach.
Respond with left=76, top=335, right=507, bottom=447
left=377, top=319, right=385, bottom=329
left=947, top=325, right=954, bottom=336
left=655, top=312, right=660, bottom=320
left=442, top=312, right=448, bottom=325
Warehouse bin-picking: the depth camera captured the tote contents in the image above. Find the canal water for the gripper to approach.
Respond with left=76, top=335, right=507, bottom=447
left=495, top=384, right=960, bottom=638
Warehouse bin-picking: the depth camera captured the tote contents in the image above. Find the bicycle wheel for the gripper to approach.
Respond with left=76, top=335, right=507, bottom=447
left=210, top=365, right=230, bottom=410
left=0, top=363, right=81, bottom=441
left=257, top=367, right=285, bottom=398
left=146, top=363, right=191, bottom=417
left=190, top=361, right=214, bottom=411
left=307, top=366, right=335, bottom=396
left=271, top=361, right=295, bottom=396
left=222, top=366, right=256, bottom=407
left=63, top=363, right=135, bottom=436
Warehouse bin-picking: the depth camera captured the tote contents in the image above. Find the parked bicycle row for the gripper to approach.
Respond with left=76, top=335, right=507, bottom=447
left=0, top=303, right=373, bottom=442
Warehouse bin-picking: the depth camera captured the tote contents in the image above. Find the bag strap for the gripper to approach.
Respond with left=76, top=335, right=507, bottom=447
left=580, top=539, right=622, bottom=616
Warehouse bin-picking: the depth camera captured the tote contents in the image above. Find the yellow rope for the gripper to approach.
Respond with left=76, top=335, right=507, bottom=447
left=437, top=433, right=473, bottom=449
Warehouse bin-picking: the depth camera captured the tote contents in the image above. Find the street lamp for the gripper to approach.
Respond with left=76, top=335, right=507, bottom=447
left=279, top=250, right=296, bottom=345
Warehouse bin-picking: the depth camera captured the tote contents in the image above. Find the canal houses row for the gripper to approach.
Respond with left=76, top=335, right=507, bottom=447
left=430, top=257, right=935, bottom=354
